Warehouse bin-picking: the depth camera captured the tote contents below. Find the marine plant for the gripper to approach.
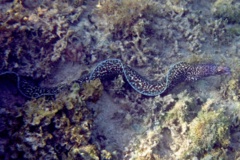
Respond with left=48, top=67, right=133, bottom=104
left=0, top=0, right=85, bottom=78
left=187, top=107, right=230, bottom=157
left=0, top=82, right=105, bottom=159
left=212, top=0, right=240, bottom=24
left=95, top=0, right=157, bottom=37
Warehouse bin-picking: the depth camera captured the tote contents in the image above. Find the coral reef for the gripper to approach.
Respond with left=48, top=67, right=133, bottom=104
left=81, top=78, right=103, bottom=102
left=212, top=0, right=240, bottom=38
left=118, top=92, right=232, bottom=159
left=0, top=82, right=104, bottom=159
left=187, top=105, right=230, bottom=158
left=95, top=0, right=156, bottom=36
left=212, top=0, right=240, bottom=24
left=0, top=0, right=85, bottom=78
left=91, top=0, right=232, bottom=70
left=1, top=0, right=240, bottom=159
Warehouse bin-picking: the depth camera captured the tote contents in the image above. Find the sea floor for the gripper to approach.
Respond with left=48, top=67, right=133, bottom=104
left=1, top=0, right=240, bottom=159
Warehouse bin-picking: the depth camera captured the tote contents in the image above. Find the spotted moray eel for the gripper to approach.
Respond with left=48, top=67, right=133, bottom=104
left=0, top=59, right=231, bottom=98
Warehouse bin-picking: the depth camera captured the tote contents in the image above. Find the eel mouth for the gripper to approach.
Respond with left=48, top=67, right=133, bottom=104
left=217, top=66, right=231, bottom=75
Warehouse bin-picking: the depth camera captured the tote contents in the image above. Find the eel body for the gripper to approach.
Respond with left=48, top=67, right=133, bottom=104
left=0, top=59, right=231, bottom=98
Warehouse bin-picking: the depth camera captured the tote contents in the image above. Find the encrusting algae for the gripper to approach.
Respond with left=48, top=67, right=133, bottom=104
left=0, top=80, right=107, bottom=159
left=187, top=107, right=230, bottom=158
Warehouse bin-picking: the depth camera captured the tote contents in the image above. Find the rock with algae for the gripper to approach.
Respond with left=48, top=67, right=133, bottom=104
left=81, top=78, right=104, bottom=102
left=212, top=0, right=240, bottom=24
left=95, top=0, right=157, bottom=34
left=121, top=91, right=232, bottom=159
left=0, top=0, right=85, bottom=78
left=186, top=105, right=230, bottom=158
left=0, top=82, right=106, bottom=159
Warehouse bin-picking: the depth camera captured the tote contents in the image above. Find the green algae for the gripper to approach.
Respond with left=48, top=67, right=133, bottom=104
left=227, top=25, right=240, bottom=36
left=186, top=107, right=230, bottom=158
left=212, top=0, right=240, bottom=24
left=0, top=81, right=106, bottom=159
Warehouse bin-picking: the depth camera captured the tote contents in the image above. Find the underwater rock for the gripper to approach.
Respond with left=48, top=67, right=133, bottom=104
left=22, top=0, right=43, bottom=9
left=212, top=0, right=240, bottom=24
left=0, top=83, right=102, bottom=159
